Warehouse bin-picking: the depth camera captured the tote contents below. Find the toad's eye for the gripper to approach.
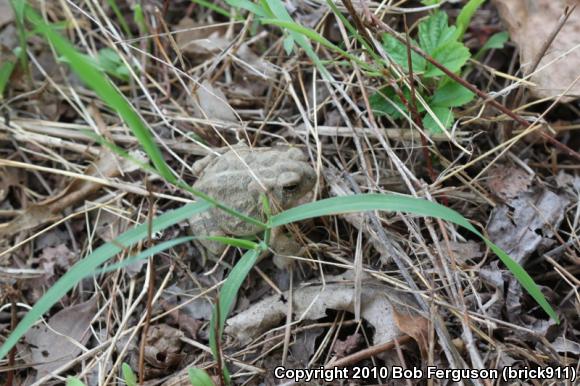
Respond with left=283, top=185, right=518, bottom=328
left=283, top=183, right=300, bottom=194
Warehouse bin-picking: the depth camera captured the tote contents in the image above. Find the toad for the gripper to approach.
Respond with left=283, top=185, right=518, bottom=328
left=189, top=145, right=316, bottom=263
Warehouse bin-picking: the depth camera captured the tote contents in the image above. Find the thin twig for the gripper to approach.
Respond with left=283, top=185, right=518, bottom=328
left=138, top=182, right=157, bottom=385
left=325, top=335, right=413, bottom=368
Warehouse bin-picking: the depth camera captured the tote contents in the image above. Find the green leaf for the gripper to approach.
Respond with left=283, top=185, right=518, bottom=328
left=188, top=368, right=216, bottom=386
left=268, top=194, right=558, bottom=322
left=474, top=31, right=509, bottom=60
left=423, top=106, right=453, bottom=133
left=204, top=236, right=260, bottom=250
left=0, top=60, right=16, bottom=98
left=0, top=201, right=212, bottom=360
left=224, top=0, right=268, bottom=17
left=122, top=363, right=137, bottom=386
left=97, top=48, right=131, bottom=82
left=454, top=0, right=485, bottom=41
left=369, top=87, right=406, bottom=118
left=431, top=80, right=475, bottom=107
left=209, top=249, right=260, bottom=358
left=481, top=31, right=509, bottom=51
left=370, top=87, right=425, bottom=119
left=382, top=34, right=426, bottom=73
left=424, top=41, right=470, bottom=77
left=66, top=378, right=86, bottom=386
left=418, top=11, right=456, bottom=54
left=191, top=0, right=233, bottom=19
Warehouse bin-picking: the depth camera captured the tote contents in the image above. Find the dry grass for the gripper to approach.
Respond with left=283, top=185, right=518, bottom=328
left=0, top=1, right=578, bottom=385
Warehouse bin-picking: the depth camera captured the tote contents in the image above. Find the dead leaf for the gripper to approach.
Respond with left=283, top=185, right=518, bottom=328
left=37, top=243, right=76, bottom=278
left=392, top=308, right=431, bottom=360
left=0, top=149, right=127, bottom=237
left=143, top=324, right=186, bottom=378
left=332, top=332, right=363, bottom=359
left=0, top=0, right=14, bottom=29
left=24, top=298, right=97, bottom=378
left=487, top=187, right=570, bottom=264
left=493, top=0, right=580, bottom=100
left=0, top=166, right=23, bottom=202
left=551, top=337, right=580, bottom=355
left=291, top=327, right=324, bottom=366
left=486, top=165, right=533, bottom=202
left=174, top=17, right=229, bottom=56
left=225, top=273, right=420, bottom=347
left=193, top=80, right=237, bottom=122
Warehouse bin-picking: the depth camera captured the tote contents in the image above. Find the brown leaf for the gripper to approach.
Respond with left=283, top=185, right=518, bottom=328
left=486, top=165, right=533, bottom=202
left=493, top=0, right=580, bottom=101
left=332, top=332, right=363, bottom=359
left=0, top=0, right=14, bottom=29
left=0, top=149, right=124, bottom=237
left=174, top=17, right=229, bottom=56
left=488, top=187, right=571, bottom=263
left=392, top=308, right=430, bottom=360
left=193, top=80, right=237, bottom=122
left=143, top=324, right=186, bottom=378
left=24, top=298, right=97, bottom=378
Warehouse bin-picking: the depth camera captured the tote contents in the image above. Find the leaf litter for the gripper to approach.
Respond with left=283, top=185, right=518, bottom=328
left=1, top=1, right=579, bottom=384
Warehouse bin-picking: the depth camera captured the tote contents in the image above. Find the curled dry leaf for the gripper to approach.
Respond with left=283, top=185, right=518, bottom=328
left=174, top=17, right=229, bottom=57
left=392, top=308, right=431, bottom=360
left=193, top=80, right=237, bottom=123
left=143, top=324, right=186, bottom=376
left=486, top=165, right=533, bottom=202
left=551, top=337, right=580, bottom=355
left=487, top=187, right=570, bottom=264
left=24, top=297, right=97, bottom=379
left=225, top=274, right=420, bottom=347
left=493, top=0, right=580, bottom=101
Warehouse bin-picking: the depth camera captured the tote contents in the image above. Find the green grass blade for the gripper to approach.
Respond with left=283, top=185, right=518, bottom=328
left=209, top=249, right=260, bottom=357
left=106, top=0, right=133, bottom=38
left=261, top=18, right=370, bottom=70
left=94, top=237, right=196, bottom=275
left=188, top=368, right=216, bottom=386
left=454, top=0, right=485, bottom=41
left=23, top=5, right=175, bottom=183
left=269, top=194, right=558, bottom=322
left=0, top=60, right=16, bottom=98
left=0, top=201, right=212, bottom=360
left=191, top=0, right=233, bottom=19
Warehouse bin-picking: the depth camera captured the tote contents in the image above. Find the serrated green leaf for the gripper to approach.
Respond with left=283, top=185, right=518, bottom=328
left=424, top=41, right=470, bottom=77
left=431, top=80, right=475, bottom=107
left=382, top=34, right=426, bottom=73
left=423, top=106, right=454, bottom=133
left=188, top=368, right=216, bottom=386
left=370, top=87, right=406, bottom=118
left=370, top=87, right=426, bottom=119
left=418, top=11, right=456, bottom=54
